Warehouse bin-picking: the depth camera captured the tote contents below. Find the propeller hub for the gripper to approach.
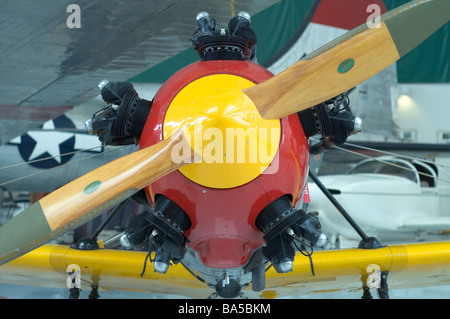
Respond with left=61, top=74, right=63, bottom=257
left=163, top=73, right=281, bottom=189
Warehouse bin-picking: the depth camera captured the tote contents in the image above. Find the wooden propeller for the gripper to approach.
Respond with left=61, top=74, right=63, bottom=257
left=0, top=129, right=196, bottom=266
left=243, top=0, right=450, bottom=119
left=1, top=0, right=448, bottom=267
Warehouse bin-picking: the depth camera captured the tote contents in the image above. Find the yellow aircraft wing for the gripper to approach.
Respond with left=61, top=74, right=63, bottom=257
left=1, top=241, right=450, bottom=298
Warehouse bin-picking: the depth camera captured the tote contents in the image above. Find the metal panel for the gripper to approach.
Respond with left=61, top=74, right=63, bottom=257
left=0, top=0, right=279, bottom=107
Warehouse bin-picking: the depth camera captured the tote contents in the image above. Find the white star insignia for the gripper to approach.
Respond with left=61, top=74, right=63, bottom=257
left=26, top=120, right=75, bottom=164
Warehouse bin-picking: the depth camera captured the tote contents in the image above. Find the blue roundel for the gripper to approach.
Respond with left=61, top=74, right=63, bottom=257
left=16, top=115, right=76, bottom=169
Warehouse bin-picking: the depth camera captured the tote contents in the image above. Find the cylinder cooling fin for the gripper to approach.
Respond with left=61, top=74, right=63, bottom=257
left=86, top=81, right=152, bottom=146
left=297, top=91, right=362, bottom=155
left=121, top=195, right=191, bottom=274
left=191, top=11, right=257, bottom=61
left=256, top=195, right=327, bottom=273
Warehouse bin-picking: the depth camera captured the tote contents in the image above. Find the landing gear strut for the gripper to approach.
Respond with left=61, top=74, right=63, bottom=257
left=309, top=171, right=390, bottom=298
left=308, top=171, right=382, bottom=249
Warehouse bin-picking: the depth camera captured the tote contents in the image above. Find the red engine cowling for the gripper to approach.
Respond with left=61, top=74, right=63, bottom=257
left=139, top=59, right=309, bottom=269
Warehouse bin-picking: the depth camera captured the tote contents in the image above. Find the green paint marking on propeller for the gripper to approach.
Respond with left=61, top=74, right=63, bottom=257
left=0, top=201, right=53, bottom=266
left=383, top=0, right=450, bottom=58
left=338, top=58, right=355, bottom=74
left=84, top=181, right=101, bottom=194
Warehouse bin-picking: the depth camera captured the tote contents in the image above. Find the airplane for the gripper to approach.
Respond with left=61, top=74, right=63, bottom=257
left=307, top=154, right=450, bottom=248
left=0, top=0, right=396, bottom=228
left=0, top=0, right=450, bottom=300
left=0, top=0, right=344, bottom=252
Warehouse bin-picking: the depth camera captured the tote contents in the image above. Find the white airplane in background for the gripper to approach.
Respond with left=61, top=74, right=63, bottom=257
left=307, top=155, right=450, bottom=248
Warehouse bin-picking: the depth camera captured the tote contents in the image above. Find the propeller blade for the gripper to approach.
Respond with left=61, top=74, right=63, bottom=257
left=243, top=0, right=450, bottom=119
left=0, top=129, right=196, bottom=266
